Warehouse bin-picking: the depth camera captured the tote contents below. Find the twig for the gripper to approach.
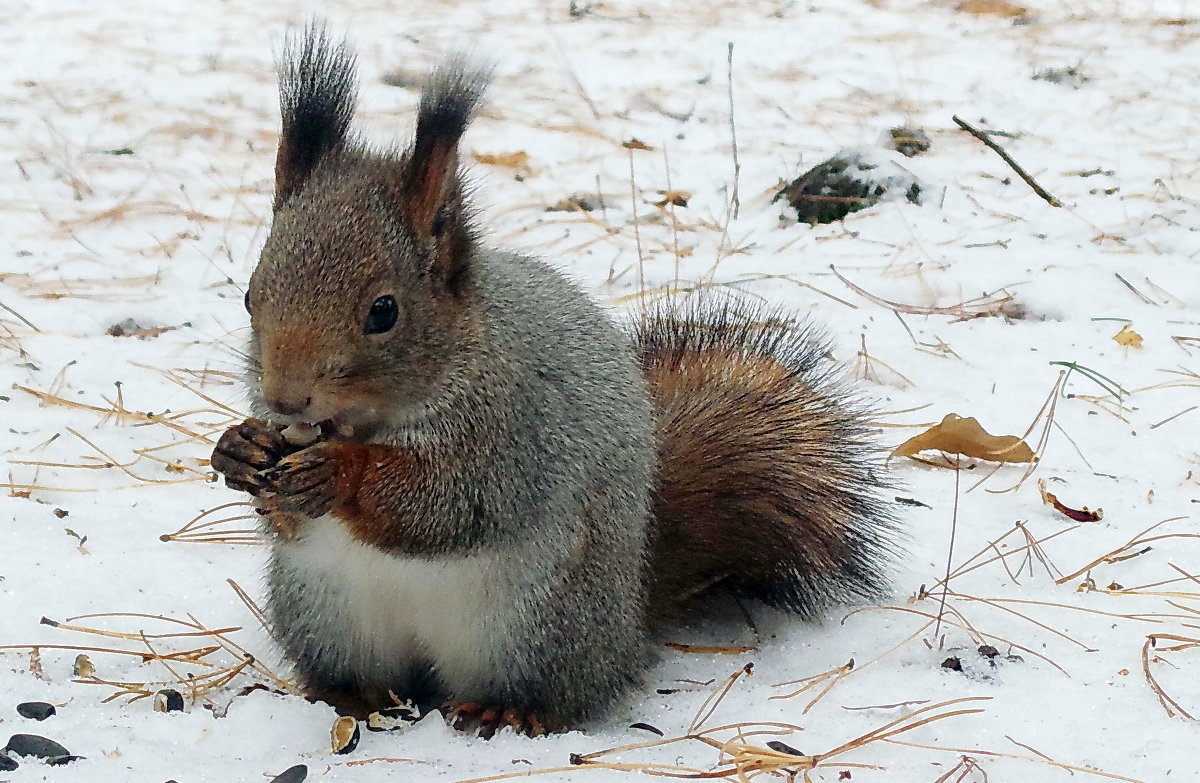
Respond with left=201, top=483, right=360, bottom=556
left=628, top=148, right=645, bottom=294
left=952, top=115, right=1062, bottom=208
left=1141, top=637, right=1194, bottom=720
left=934, top=460, right=963, bottom=640
left=662, top=145, right=682, bottom=286
left=552, top=34, right=600, bottom=121
left=1114, top=272, right=1157, bottom=305
left=1, top=301, right=40, bottom=331
left=726, top=42, right=740, bottom=220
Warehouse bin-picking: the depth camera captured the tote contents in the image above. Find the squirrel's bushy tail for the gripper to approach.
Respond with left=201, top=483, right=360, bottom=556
left=632, top=296, right=898, bottom=622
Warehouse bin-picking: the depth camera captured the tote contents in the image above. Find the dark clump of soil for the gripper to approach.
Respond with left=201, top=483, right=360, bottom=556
left=775, top=151, right=922, bottom=225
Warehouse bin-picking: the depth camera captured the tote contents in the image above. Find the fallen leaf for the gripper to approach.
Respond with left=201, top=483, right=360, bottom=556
left=472, top=151, right=533, bottom=177
left=1112, top=323, right=1143, bottom=348
left=892, top=413, right=1035, bottom=463
left=1038, top=479, right=1103, bottom=522
left=622, top=138, right=654, bottom=151
left=956, top=0, right=1027, bottom=17
left=654, top=190, right=690, bottom=207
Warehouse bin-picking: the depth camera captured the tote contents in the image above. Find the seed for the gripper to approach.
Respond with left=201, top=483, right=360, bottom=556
left=331, top=716, right=360, bottom=754
left=154, top=689, right=185, bottom=713
left=16, top=702, right=56, bottom=721
left=270, top=763, right=308, bottom=782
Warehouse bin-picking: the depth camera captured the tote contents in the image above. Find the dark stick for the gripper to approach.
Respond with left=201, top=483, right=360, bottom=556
left=952, top=115, right=1062, bottom=208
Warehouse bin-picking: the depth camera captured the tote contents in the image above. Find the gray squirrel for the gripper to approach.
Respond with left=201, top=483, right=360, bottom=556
left=210, top=26, right=897, bottom=737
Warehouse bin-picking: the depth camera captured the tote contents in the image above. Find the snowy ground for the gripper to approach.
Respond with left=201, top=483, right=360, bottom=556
left=2, top=0, right=1198, bottom=780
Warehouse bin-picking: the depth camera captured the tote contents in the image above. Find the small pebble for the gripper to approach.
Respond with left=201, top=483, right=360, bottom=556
left=5, top=733, right=71, bottom=761
left=16, top=702, right=56, bottom=721
left=270, top=763, right=308, bottom=783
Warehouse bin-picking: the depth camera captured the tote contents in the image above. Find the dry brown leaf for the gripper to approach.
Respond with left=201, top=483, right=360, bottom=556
left=471, top=151, right=533, bottom=177
left=622, top=138, right=654, bottom=151
left=892, top=413, right=1035, bottom=463
left=956, top=0, right=1027, bottom=17
left=1038, top=479, right=1103, bottom=522
left=1113, top=323, right=1144, bottom=348
left=654, top=190, right=691, bottom=207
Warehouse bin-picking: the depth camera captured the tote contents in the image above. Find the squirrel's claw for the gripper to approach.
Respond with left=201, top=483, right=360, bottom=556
left=212, top=419, right=294, bottom=495
left=445, top=701, right=548, bottom=739
left=238, top=419, right=291, bottom=452
left=258, top=443, right=339, bottom=518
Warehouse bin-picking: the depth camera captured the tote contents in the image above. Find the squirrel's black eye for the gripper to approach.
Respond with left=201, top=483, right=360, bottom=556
left=243, top=290, right=252, bottom=314
left=364, top=295, right=398, bottom=335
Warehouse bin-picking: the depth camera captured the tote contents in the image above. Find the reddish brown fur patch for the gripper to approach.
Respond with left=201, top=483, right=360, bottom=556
left=643, top=343, right=871, bottom=619
left=325, top=442, right=426, bottom=551
left=404, top=143, right=455, bottom=237
left=265, top=324, right=324, bottom=363
left=645, top=349, right=791, bottom=610
left=259, top=324, right=329, bottom=412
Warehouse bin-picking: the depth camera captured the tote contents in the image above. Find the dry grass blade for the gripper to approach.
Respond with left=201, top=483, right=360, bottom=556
left=943, top=591, right=1098, bottom=651
left=15, top=383, right=159, bottom=424
left=59, top=199, right=218, bottom=229
left=846, top=604, right=1068, bottom=674
left=975, top=370, right=1067, bottom=493
left=688, top=662, right=754, bottom=733
left=143, top=364, right=247, bottom=422
left=1055, top=516, right=1196, bottom=585
left=65, top=428, right=201, bottom=486
left=553, top=697, right=990, bottom=783
left=770, top=659, right=854, bottom=701
left=0, top=642, right=219, bottom=663
left=160, top=502, right=263, bottom=545
left=885, top=737, right=1151, bottom=782
left=1, top=300, right=40, bottom=331
left=831, top=266, right=1024, bottom=321
left=1, top=604, right=291, bottom=707
left=1142, top=634, right=1198, bottom=720
left=766, top=616, right=937, bottom=714
left=43, top=614, right=241, bottom=641
left=927, top=521, right=1075, bottom=592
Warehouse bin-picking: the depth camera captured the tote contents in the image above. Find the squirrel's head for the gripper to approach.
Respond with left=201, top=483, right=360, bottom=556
left=244, top=28, right=489, bottom=438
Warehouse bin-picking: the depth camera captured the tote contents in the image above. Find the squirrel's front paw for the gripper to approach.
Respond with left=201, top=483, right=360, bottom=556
left=211, top=418, right=293, bottom=495
left=257, top=442, right=340, bottom=518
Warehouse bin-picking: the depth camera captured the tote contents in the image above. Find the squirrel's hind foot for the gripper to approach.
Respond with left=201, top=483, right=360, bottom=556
left=445, top=701, right=548, bottom=739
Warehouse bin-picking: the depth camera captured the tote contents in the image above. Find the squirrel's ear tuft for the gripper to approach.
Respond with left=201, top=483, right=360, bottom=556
left=275, top=23, right=358, bottom=209
left=399, top=58, right=492, bottom=295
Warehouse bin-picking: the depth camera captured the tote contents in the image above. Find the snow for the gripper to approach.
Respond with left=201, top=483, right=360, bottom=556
left=2, top=0, right=1198, bottom=781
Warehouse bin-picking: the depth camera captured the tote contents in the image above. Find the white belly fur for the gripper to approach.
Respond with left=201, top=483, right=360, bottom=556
left=277, top=515, right=507, bottom=690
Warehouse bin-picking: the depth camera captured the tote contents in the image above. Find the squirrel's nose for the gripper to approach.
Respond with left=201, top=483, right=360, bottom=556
left=267, top=395, right=311, bottom=417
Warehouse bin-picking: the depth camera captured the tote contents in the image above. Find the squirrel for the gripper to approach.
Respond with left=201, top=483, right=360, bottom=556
left=210, top=26, right=898, bottom=738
